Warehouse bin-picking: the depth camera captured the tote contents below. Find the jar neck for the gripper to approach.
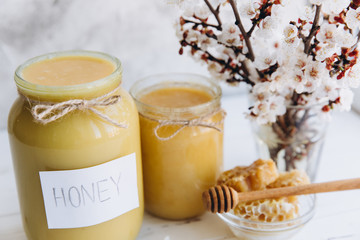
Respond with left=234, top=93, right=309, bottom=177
left=14, top=50, right=122, bottom=102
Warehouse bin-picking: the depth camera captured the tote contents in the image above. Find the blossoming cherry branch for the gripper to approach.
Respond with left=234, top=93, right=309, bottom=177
left=175, top=0, right=360, bottom=176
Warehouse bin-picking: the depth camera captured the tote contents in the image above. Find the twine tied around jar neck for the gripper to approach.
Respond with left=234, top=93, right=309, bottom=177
left=20, top=85, right=128, bottom=128
left=141, top=109, right=226, bottom=141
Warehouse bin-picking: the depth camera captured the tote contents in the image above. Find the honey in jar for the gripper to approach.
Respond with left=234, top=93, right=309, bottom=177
left=8, top=50, right=144, bottom=240
left=131, top=73, right=224, bottom=220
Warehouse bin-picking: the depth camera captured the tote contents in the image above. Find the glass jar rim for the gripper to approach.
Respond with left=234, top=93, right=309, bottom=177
left=130, top=73, right=222, bottom=117
left=14, top=50, right=122, bottom=99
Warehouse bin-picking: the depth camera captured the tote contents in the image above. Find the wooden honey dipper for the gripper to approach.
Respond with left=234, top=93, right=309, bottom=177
left=203, top=178, right=360, bottom=213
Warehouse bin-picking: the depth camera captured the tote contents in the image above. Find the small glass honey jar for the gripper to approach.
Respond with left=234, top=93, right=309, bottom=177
left=131, top=73, right=224, bottom=220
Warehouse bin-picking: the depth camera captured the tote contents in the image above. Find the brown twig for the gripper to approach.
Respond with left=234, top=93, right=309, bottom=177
left=292, top=21, right=307, bottom=42
left=181, top=39, right=255, bottom=85
left=247, top=1, right=273, bottom=38
left=228, top=0, right=255, bottom=61
left=286, top=108, right=296, bottom=127
left=304, top=5, right=322, bottom=54
left=182, top=17, right=245, bottom=56
left=204, top=0, right=222, bottom=30
left=241, top=60, right=250, bottom=77
left=284, top=146, right=293, bottom=170
left=183, top=18, right=221, bottom=30
left=272, top=122, right=287, bottom=142
left=277, top=115, right=287, bottom=132
left=247, top=24, right=257, bottom=38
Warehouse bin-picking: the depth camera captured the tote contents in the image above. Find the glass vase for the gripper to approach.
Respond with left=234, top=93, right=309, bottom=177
left=252, top=104, right=328, bottom=181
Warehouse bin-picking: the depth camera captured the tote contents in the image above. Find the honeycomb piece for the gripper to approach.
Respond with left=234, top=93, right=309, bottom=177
left=221, top=163, right=311, bottom=222
left=217, top=166, right=248, bottom=185
left=267, top=170, right=310, bottom=204
left=268, top=170, right=310, bottom=188
left=233, top=197, right=299, bottom=222
left=217, top=159, right=279, bottom=192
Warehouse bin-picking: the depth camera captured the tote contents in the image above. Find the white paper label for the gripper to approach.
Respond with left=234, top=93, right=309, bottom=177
left=39, top=153, right=139, bottom=229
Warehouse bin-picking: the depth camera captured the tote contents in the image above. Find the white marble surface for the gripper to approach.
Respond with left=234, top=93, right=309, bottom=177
left=1, top=94, right=360, bottom=240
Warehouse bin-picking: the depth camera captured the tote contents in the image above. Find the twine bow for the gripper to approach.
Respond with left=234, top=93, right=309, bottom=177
left=27, top=85, right=127, bottom=128
left=144, top=109, right=226, bottom=141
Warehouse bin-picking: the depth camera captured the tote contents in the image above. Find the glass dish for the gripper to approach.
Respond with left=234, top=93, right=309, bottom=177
left=217, top=194, right=316, bottom=240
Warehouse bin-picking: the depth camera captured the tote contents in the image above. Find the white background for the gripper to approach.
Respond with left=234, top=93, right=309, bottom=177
left=1, top=0, right=360, bottom=130
left=0, top=0, right=211, bottom=129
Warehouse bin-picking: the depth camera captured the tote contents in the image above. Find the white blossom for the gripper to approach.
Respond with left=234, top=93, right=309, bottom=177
left=254, top=51, right=277, bottom=70
left=316, top=23, right=339, bottom=44
left=239, top=0, right=257, bottom=19
left=246, top=59, right=260, bottom=82
left=282, top=25, right=301, bottom=51
left=315, top=43, right=339, bottom=61
left=251, top=95, right=286, bottom=124
left=309, top=0, right=325, bottom=6
left=250, top=0, right=262, bottom=10
left=337, top=88, right=354, bottom=111
left=305, top=61, right=325, bottom=82
left=303, top=79, right=319, bottom=93
left=309, top=0, right=351, bottom=14
left=301, top=6, right=316, bottom=21
left=252, top=82, right=272, bottom=100
left=269, top=96, right=287, bottom=117
left=250, top=101, right=271, bottom=124
left=215, top=44, right=237, bottom=61
left=315, top=77, right=339, bottom=100
left=178, top=0, right=200, bottom=17
left=291, top=70, right=307, bottom=94
left=321, top=0, right=350, bottom=15
left=194, top=3, right=211, bottom=20
left=269, top=69, right=289, bottom=92
left=218, top=23, right=242, bottom=46
left=282, top=36, right=301, bottom=51
left=174, top=18, right=184, bottom=39
left=256, top=16, right=279, bottom=38
left=346, top=8, right=360, bottom=31
left=283, top=25, right=298, bottom=39
left=342, top=64, right=360, bottom=88
left=207, top=61, right=230, bottom=81
left=294, top=53, right=311, bottom=70
left=184, top=29, right=200, bottom=43
left=338, top=28, right=357, bottom=48
left=302, top=61, right=324, bottom=92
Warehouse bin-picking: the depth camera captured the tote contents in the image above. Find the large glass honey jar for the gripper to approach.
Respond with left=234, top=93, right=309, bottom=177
left=7, top=50, right=144, bottom=240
